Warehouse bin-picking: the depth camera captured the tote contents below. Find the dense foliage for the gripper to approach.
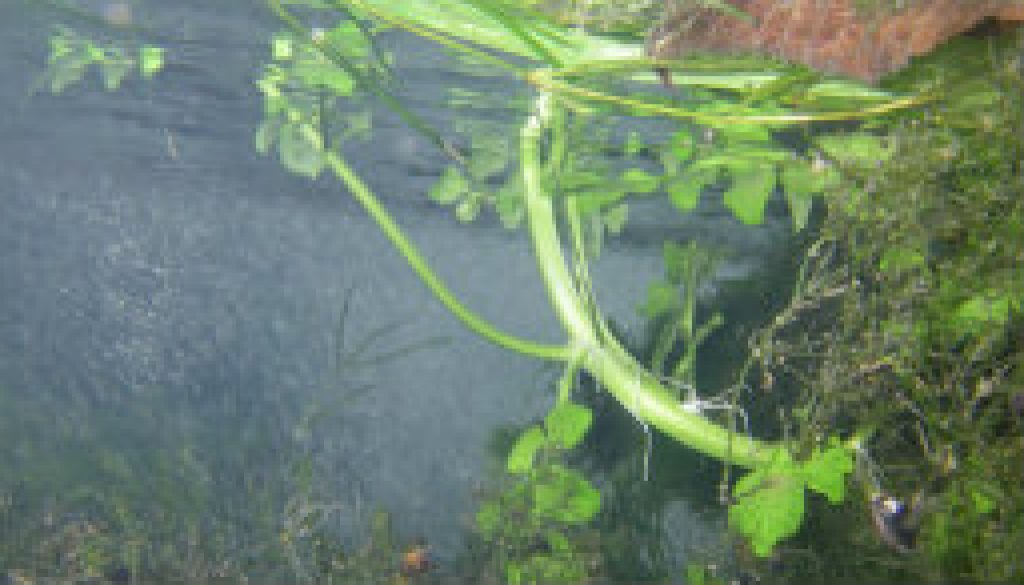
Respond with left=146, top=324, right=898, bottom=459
left=750, top=37, right=1024, bottom=583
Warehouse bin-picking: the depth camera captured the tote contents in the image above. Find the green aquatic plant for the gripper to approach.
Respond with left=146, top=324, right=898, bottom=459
left=740, top=35, right=1024, bottom=583
left=41, top=25, right=163, bottom=93
left=258, top=0, right=925, bottom=557
left=252, top=0, right=946, bottom=560
left=254, top=22, right=385, bottom=178
left=727, top=438, right=853, bottom=557
left=640, top=240, right=724, bottom=389
left=38, top=0, right=948, bottom=563
left=474, top=401, right=602, bottom=584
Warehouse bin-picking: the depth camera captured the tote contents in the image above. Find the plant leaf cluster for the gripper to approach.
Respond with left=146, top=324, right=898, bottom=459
left=255, top=21, right=382, bottom=178
left=474, top=401, right=602, bottom=584
left=41, top=25, right=164, bottom=94
left=727, top=440, right=853, bottom=557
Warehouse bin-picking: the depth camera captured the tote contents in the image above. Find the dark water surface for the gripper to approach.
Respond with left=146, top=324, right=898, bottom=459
left=0, top=0, right=796, bottom=579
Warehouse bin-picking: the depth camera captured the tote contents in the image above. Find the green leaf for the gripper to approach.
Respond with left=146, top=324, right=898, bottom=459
left=667, top=176, right=702, bottom=212
left=573, top=188, right=627, bottom=218
left=781, top=159, right=835, bottom=232
left=815, top=133, right=891, bottom=165
left=495, top=177, right=525, bottom=229
left=100, top=57, right=131, bottom=91
left=254, top=116, right=283, bottom=154
left=475, top=500, right=501, bottom=535
left=278, top=121, right=324, bottom=178
left=718, top=122, right=772, bottom=144
left=729, top=466, right=805, bottom=557
left=638, top=281, right=678, bottom=319
left=952, top=292, right=1014, bottom=328
left=545, top=530, right=571, bottom=553
left=429, top=166, right=469, bottom=204
left=506, top=563, right=524, bottom=585
left=878, top=246, right=926, bottom=275
left=560, top=169, right=606, bottom=191
left=533, top=465, right=600, bottom=523
left=49, top=58, right=89, bottom=94
left=618, top=168, right=659, bottom=194
left=686, top=563, right=707, bottom=585
left=663, top=240, right=714, bottom=285
left=293, top=62, right=354, bottom=95
left=800, top=442, right=854, bottom=504
left=506, top=425, right=545, bottom=474
left=467, top=134, right=510, bottom=179
left=667, top=166, right=717, bottom=212
left=324, top=21, right=370, bottom=59
left=723, top=163, right=775, bottom=225
left=272, top=34, right=294, bottom=60
left=455, top=193, right=482, bottom=222
left=544, top=402, right=592, bottom=450
left=669, top=130, right=694, bottom=161
left=139, top=46, right=164, bottom=79
left=720, top=145, right=791, bottom=166
left=602, top=203, right=628, bottom=235
left=624, top=130, right=643, bottom=157
left=782, top=158, right=836, bottom=193
left=783, top=187, right=814, bottom=232
left=967, top=481, right=998, bottom=515
left=341, top=109, right=373, bottom=141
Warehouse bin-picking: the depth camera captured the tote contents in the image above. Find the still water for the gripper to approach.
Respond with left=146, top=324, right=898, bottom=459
left=0, top=1, right=795, bottom=582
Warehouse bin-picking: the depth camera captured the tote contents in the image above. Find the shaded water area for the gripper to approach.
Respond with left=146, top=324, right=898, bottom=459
left=0, top=1, right=800, bottom=582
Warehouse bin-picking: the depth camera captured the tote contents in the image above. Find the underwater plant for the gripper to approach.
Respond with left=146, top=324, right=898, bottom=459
left=32, top=0, right=1023, bottom=579
left=253, top=0, right=925, bottom=560
left=472, top=401, right=602, bottom=584
left=739, top=35, right=1024, bottom=583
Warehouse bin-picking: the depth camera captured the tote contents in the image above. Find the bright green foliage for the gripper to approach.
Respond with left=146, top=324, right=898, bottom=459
left=42, top=26, right=164, bottom=93
left=780, top=157, right=837, bottom=231
left=476, top=401, right=601, bottom=584
left=138, top=45, right=164, bottom=79
left=729, top=442, right=854, bottom=556
left=429, top=166, right=471, bottom=205
left=747, top=37, right=1024, bottom=582
left=507, top=425, right=546, bottom=473
left=255, top=22, right=382, bottom=178
left=723, top=162, right=775, bottom=225
left=531, top=463, right=600, bottom=523
left=36, top=0, right=955, bottom=581
left=428, top=118, right=519, bottom=225
left=800, top=440, right=854, bottom=505
left=814, top=132, right=891, bottom=166
left=658, top=117, right=841, bottom=231
left=544, top=400, right=592, bottom=449
left=729, top=455, right=805, bottom=558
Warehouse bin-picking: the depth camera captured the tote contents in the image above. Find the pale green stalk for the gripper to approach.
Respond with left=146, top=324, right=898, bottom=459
left=321, top=145, right=571, bottom=362
left=521, top=93, right=781, bottom=468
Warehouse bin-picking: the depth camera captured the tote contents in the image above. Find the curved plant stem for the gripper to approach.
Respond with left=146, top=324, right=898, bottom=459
left=521, top=93, right=782, bottom=468
left=321, top=146, right=571, bottom=362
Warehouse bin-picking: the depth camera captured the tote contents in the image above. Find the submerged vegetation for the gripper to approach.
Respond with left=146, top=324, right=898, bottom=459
left=749, top=39, right=1024, bottom=582
left=7, top=0, right=1023, bottom=582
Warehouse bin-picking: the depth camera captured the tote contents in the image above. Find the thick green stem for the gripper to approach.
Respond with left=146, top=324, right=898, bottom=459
left=321, top=147, right=571, bottom=362
left=521, top=93, right=781, bottom=468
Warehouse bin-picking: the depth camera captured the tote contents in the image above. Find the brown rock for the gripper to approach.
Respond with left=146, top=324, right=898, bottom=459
left=647, top=0, right=1024, bottom=82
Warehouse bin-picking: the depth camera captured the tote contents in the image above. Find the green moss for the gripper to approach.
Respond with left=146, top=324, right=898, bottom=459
left=751, top=35, right=1024, bottom=583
